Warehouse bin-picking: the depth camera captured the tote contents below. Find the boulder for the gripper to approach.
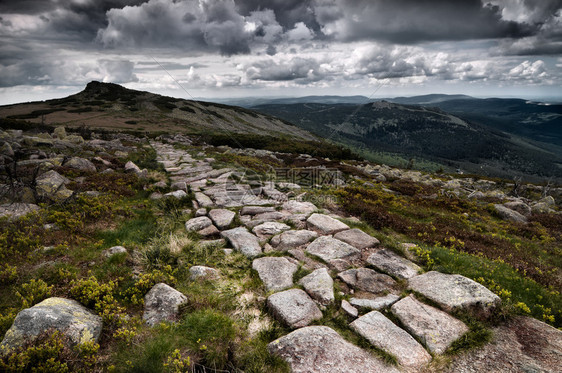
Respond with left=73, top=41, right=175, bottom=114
left=349, top=294, right=401, bottom=310
left=539, top=196, right=555, bottom=206
left=494, top=204, right=527, bottom=223
left=221, top=227, right=262, bottom=257
left=124, top=160, right=141, bottom=174
left=252, top=257, right=298, bottom=292
left=53, top=126, right=67, bottom=139
left=65, top=157, right=96, bottom=173
left=408, top=271, right=501, bottom=318
left=531, top=202, right=554, bottom=214
left=338, top=268, right=397, bottom=294
left=208, top=208, right=236, bottom=229
left=298, top=268, right=334, bottom=305
left=164, top=190, right=187, bottom=199
left=306, top=213, right=349, bottom=234
left=366, top=249, right=421, bottom=279
left=270, top=229, right=318, bottom=250
left=282, top=200, right=317, bottom=215
left=0, top=203, right=40, bottom=220
left=267, top=289, right=323, bottom=329
left=0, top=298, right=102, bottom=353
left=64, top=135, right=84, bottom=145
left=333, top=228, right=379, bottom=249
left=351, top=311, right=432, bottom=369
left=391, top=295, right=469, bottom=354
left=35, top=170, right=73, bottom=202
left=306, top=236, right=360, bottom=263
left=252, top=221, right=291, bottom=239
left=189, top=266, right=219, bottom=280
left=143, top=283, right=187, bottom=326
left=103, top=245, right=127, bottom=258
left=185, top=216, right=213, bottom=232
left=268, top=326, right=400, bottom=373
left=503, top=201, right=531, bottom=217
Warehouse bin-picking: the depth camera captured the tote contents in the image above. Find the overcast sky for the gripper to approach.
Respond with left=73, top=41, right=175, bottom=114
left=0, top=0, right=561, bottom=104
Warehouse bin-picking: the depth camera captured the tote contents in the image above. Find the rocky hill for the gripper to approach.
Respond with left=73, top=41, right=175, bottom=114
left=0, top=118, right=560, bottom=372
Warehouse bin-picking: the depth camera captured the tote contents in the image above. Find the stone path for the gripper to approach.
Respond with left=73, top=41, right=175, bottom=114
left=148, top=139, right=507, bottom=372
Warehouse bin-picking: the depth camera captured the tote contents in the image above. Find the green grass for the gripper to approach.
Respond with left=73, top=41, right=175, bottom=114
left=96, top=211, right=158, bottom=247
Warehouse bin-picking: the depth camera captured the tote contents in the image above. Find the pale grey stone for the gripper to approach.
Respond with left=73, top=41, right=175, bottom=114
left=164, top=190, right=187, bottom=199
left=334, top=228, right=379, bottom=249
left=65, top=157, right=96, bottom=172
left=124, top=160, right=141, bottom=173
left=195, top=208, right=207, bottom=217
left=189, top=266, right=219, bottom=280
left=503, top=201, right=532, bottom=217
left=252, top=257, right=298, bottom=292
left=349, top=294, right=401, bottom=310
left=252, top=221, right=291, bottom=239
left=282, top=200, right=317, bottom=215
left=197, top=224, right=220, bottom=237
left=194, top=192, right=214, bottom=207
left=351, top=311, right=432, bottom=369
left=104, top=245, right=127, bottom=258
left=270, top=230, right=318, bottom=250
left=208, top=208, right=236, bottom=229
left=341, top=299, right=358, bottom=318
left=268, top=326, right=400, bottom=373
left=143, top=283, right=187, bottom=326
left=391, top=295, right=469, bottom=354
left=307, top=213, right=349, bottom=234
left=338, top=268, right=397, bottom=294
left=221, top=227, right=262, bottom=257
left=0, top=298, right=102, bottom=353
left=408, top=271, right=501, bottom=318
left=494, top=204, right=528, bottom=223
left=0, top=203, right=40, bottom=220
left=267, top=289, right=323, bottom=329
left=306, top=236, right=360, bottom=262
left=185, top=216, right=213, bottom=232
left=366, top=249, right=421, bottom=279
left=299, top=268, right=334, bottom=305
left=240, top=206, right=276, bottom=215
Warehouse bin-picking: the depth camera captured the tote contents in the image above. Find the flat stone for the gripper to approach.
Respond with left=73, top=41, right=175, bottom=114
left=198, top=224, right=220, bottom=237
left=208, top=208, right=236, bottom=229
left=194, top=192, right=214, bottom=207
left=252, top=221, right=291, bottom=239
left=252, top=257, right=298, bottom=292
left=351, top=311, right=432, bottom=369
left=307, top=213, right=349, bottom=234
left=299, top=268, right=334, bottom=305
left=366, top=249, right=421, bottom=279
left=252, top=211, right=289, bottom=222
left=341, top=299, right=358, bottom=318
left=338, top=268, right=397, bottom=294
left=349, top=294, right=401, bottom=310
left=282, top=200, right=317, bottom=215
left=494, top=204, right=528, bottom=223
left=221, top=227, right=262, bottom=257
left=189, top=266, right=219, bottom=280
left=391, top=295, right=469, bottom=354
left=185, top=216, right=213, bottom=232
left=268, top=326, right=400, bottom=373
left=270, top=229, right=318, bottom=250
left=103, top=245, right=127, bottom=258
left=143, top=283, right=187, bottom=326
left=408, top=271, right=501, bottom=318
left=240, top=206, right=276, bottom=215
left=306, top=236, right=360, bottom=262
left=334, top=228, right=379, bottom=249
left=267, top=289, right=323, bottom=329
left=0, top=298, right=102, bottom=353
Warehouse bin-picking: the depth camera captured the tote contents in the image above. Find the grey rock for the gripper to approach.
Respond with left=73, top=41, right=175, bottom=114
left=268, top=326, right=400, bottom=373
left=539, top=196, right=555, bottom=206
left=282, top=200, right=317, bottom=215
left=104, top=245, right=127, bottom=258
left=334, top=228, right=379, bottom=249
left=270, top=229, right=318, bottom=250
left=240, top=206, right=276, bottom=215
left=65, top=157, right=96, bottom=173
left=341, top=299, right=358, bottom=318
left=185, top=216, right=213, bottom=232
left=194, top=192, right=214, bottom=207
left=338, top=268, right=397, bottom=294
left=503, top=201, right=532, bottom=217
left=208, top=208, right=236, bottom=229
left=351, top=311, right=432, bottom=369
left=299, top=268, right=334, bottom=305
left=306, top=236, right=360, bottom=262
left=531, top=202, right=554, bottom=214
left=0, top=203, right=40, bottom=220
left=143, top=283, right=187, bottom=326
left=164, top=190, right=187, bottom=199
left=197, top=224, right=220, bottom=237
left=366, top=249, right=421, bottom=279
left=252, top=211, right=289, bottom=223
left=189, top=266, right=219, bottom=280
left=267, top=289, right=323, bottom=329
left=195, top=208, right=207, bottom=217
left=0, top=142, right=14, bottom=157
left=221, top=227, right=262, bottom=257
left=35, top=170, right=73, bottom=202
left=349, top=294, right=401, bottom=310
left=124, top=160, right=141, bottom=174
left=0, top=298, right=102, bottom=353
left=306, top=213, right=349, bottom=234
left=391, top=295, right=469, bottom=354
left=170, top=181, right=187, bottom=191
left=252, top=256, right=298, bottom=292
left=494, top=204, right=528, bottom=223
left=64, top=135, right=84, bottom=145
left=53, top=126, right=67, bottom=139
left=252, top=221, right=291, bottom=239
left=408, top=271, right=501, bottom=318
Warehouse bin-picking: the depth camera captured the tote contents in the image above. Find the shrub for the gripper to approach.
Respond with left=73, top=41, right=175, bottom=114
left=16, top=279, right=53, bottom=308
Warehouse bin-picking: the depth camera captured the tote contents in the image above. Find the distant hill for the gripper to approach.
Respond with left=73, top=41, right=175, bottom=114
left=253, top=100, right=562, bottom=181
left=212, top=95, right=372, bottom=107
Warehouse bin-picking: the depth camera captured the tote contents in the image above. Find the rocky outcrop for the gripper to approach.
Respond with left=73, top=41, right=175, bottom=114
left=494, top=204, right=528, bottom=223
left=0, top=298, right=102, bottom=353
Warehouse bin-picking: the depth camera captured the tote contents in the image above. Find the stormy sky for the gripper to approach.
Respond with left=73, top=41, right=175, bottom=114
left=0, top=0, right=561, bottom=104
